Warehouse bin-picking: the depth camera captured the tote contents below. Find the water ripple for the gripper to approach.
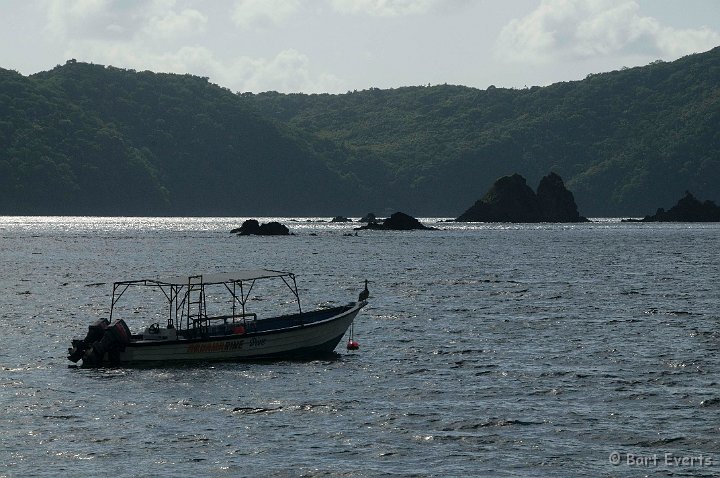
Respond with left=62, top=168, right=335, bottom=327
left=1, top=218, right=719, bottom=476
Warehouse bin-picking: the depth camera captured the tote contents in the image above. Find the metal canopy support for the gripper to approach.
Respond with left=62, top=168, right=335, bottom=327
left=167, top=284, right=183, bottom=329
left=223, top=281, right=242, bottom=317
left=108, top=271, right=303, bottom=330
left=239, top=281, right=245, bottom=316
left=110, top=282, right=132, bottom=321
left=153, top=283, right=177, bottom=329
left=279, top=274, right=302, bottom=314
left=186, top=275, right=207, bottom=332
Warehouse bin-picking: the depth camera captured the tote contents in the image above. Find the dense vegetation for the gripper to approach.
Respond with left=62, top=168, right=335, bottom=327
left=0, top=61, right=359, bottom=215
left=1, top=47, right=719, bottom=216
left=242, top=47, right=720, bottom=216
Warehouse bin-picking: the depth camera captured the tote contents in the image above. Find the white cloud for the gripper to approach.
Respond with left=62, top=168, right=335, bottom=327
left=45, top=0, right=125, bottom=39
left=44, top=0, right=206, bottom=41
left=228, top=0, right=451, bottom=25
left=145, top=8, right=207, bottom=39
left=43, top=0, right=207, bottom=69
left=655, top=25, right=720, bottom=58
left=41, top=0, right=342, bottom=93
left=328, top=0, right=442, bottom=17
left=231, top=0, right=301, bottom=29
left=231, top=48, right=344, bottom=93
left=59, top=39, right=343, bottom=93
left=204, top=48, right=344, bottom=94
left=496, top=0, right=720, bottom=63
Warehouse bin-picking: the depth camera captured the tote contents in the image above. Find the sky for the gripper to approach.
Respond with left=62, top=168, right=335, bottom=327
left=0, top=0, right=718, bottom=94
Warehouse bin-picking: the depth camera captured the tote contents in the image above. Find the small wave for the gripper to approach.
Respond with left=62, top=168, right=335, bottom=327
left=529, top=388, right=563, bottom=396
left=442, top=419, right=542, bottom=431
left=43, top=415, right=80, bottom=420
left=700, top=397, right=720, bottom=407
left=406, top=368, right=431, bottom=374
left=645, top=307, right=693, bottom=316
left=486, top=419, right=541, bottom=427
left=232, top=406, right=283, bottom=415
left=173, top=435, right=210, bottom=444
left=287, top=404, right=335, bottom=412
left=539, top=370, right=572, bottom=377
left=432, top=349, right=485, bottom=355
left=625, top=436, right=684, bottom=447
left=231, top=403, right=332, bottom=415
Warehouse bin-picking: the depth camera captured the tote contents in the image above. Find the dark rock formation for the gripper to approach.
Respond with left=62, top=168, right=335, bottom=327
left=359, top=213, right=378, bottom=223
left=232, top=219, right=290, bottom=235
left=456, top=173, right=588, bottom=222
left=456, top=174, right=539, bottom=222
left=536, top=172, right=587, bottom=222
left=640, top=191, right=720, bottom=222
left=383, top=212, right=433, bottom=230
left=231, top=219, right=260, bottom=234
left=355, top=211, right=436, bottom=230
left=258, top=221, right=290, bottom=235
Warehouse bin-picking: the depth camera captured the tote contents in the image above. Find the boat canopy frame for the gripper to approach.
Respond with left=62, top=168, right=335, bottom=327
left=108, top=269, right=302, bottom=331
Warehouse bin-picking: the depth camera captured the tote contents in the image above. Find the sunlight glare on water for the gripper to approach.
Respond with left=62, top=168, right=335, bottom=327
left=0, top=216, right=718, bottom=477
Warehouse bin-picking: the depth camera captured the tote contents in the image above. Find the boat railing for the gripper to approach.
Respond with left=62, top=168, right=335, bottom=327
left=191, top=312, right=257, bottom=325
left=189, top=312, right=258, bottom=335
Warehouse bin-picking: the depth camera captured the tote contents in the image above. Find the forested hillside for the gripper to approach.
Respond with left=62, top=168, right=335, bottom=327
left=1, top=47, right=719, bottom=216
left=0, top=62, right=360, bottom=215
left=241, top=47, right=720, bottom=216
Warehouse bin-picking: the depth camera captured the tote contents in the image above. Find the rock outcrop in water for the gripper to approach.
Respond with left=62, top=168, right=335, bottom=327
left=359, top=213, right=378, bottom=224
left=536, top=173, right=587, bottom=222
left=355, top=211, right=436, bottom=230
left=231, top=219, right=290, bottom=235
left=638, top=191, right=720, bottom=222
left=455, top=172, right=588, bottom=223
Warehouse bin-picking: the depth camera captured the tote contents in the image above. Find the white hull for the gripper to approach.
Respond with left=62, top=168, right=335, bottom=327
left=115, top=303, right=362, bottom=364
left=69, top=270, right=370, bottom=367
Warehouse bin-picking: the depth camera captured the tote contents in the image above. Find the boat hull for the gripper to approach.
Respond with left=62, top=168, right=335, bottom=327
left=110, top=303, right=362, bottom=365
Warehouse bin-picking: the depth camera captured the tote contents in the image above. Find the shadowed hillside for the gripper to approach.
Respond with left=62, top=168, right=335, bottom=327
left=1, top=62, right=361, bottom=215
left=241, top=47, right=720, bottom=216
left=1, top=47, right=719, bottom=216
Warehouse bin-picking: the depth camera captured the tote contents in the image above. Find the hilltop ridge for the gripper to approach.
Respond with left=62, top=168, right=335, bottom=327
left=1, top=47, right=719, bottom=216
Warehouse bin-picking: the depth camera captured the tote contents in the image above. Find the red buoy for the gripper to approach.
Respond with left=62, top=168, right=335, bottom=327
left=346, top=340, right=360, bottom=350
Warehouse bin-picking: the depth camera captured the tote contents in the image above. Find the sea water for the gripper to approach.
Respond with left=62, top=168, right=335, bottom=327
left=1, top=217, right=718, bottom=477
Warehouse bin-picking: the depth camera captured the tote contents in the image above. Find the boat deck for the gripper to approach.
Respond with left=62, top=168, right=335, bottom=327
left=131, top=304, right=355, bottom=342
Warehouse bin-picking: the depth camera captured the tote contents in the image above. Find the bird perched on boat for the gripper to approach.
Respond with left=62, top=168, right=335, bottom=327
left=358, top=279, right=370, bottom=302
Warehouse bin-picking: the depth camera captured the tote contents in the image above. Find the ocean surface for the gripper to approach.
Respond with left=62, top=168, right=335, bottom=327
left=1, top=216, right=718, bottom=477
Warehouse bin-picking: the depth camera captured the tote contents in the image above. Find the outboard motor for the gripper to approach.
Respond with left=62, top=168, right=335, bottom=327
left=68, top=318, right=110, bottom=363
left=71, top=319, right=131, bottom=367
